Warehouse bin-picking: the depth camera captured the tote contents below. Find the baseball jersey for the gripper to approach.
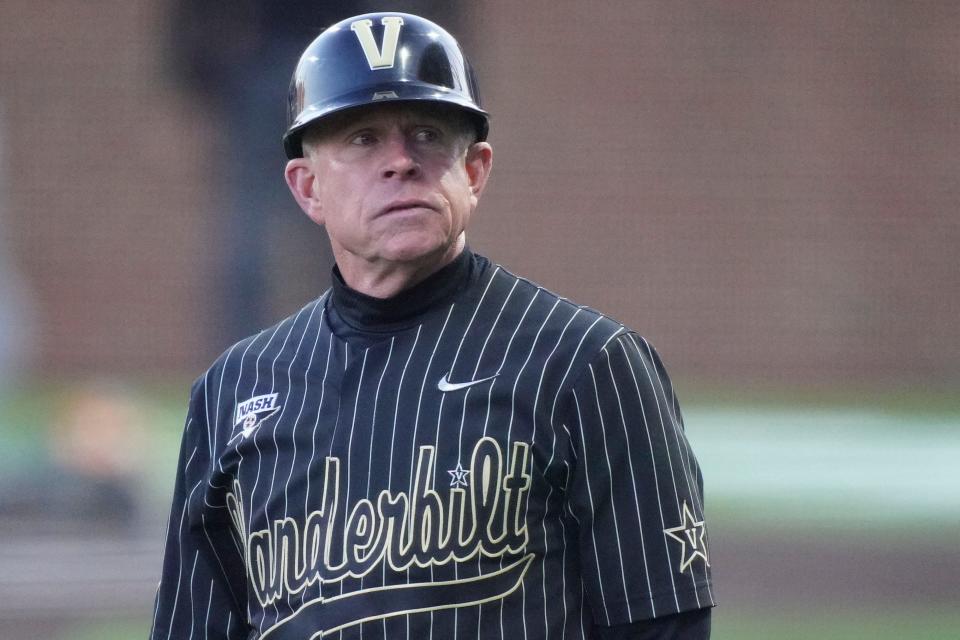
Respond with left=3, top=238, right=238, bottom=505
left=149, top=249, right=714, bottom=640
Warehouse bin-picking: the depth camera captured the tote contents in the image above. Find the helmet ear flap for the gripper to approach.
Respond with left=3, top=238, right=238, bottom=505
left=282, top=12, right=489, bottom=159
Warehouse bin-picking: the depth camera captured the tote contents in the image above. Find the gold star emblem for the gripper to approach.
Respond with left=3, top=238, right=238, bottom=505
left=663, top=501, right=710, bottom=574
left=448, top=462, right=470, bottom=488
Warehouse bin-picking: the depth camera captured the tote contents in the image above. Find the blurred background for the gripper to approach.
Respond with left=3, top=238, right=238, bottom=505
left=0, top=1, right=957, bottom=638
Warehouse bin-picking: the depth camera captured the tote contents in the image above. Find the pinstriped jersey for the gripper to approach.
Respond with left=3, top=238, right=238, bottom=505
left=149, top=251, right=714, bottom=640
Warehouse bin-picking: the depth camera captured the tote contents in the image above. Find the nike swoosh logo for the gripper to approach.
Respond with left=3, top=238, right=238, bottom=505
left=437, top=372, right=500, bottom=392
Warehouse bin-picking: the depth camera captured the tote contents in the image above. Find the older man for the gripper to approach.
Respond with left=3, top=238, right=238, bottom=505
left=150, top=13, right=714, bottom=640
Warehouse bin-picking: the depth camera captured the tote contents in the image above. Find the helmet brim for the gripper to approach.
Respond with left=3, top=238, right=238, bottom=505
left=283, top=82, right=489, bottom=159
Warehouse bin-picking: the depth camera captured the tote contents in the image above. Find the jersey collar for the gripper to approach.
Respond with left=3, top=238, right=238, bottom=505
left=328, top=248, right=478, bottom=335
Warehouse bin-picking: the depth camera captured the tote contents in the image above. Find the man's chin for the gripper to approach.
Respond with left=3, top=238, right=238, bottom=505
left=379, top=236, right=458, bottom=266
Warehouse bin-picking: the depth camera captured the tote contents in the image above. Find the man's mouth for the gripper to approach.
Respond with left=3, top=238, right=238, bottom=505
left=380, top=200, right=435, bottom=216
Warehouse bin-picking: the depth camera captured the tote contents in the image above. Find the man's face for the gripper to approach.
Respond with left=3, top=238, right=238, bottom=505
left=286, top=103, right=492, bottom=278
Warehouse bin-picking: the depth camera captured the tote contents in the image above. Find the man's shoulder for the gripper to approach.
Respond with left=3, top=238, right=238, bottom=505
left=201, top=293, right=331, bottom=382
left=483, top=259, right=634, bottom=344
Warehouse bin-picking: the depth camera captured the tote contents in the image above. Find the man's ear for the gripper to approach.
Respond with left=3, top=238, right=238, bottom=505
left=284, top=158, right=324, bottom=225
left=464, top=142, right=493, bottom=200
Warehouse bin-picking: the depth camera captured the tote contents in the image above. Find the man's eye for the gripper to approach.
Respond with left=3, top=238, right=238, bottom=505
left=414, top=128, right=441, bottom=144
left=350, top=132, right=377, bottom=146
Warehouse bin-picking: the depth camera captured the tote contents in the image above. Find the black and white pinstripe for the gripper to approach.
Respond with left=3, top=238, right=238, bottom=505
left=150, top=253, right=714, bottom=639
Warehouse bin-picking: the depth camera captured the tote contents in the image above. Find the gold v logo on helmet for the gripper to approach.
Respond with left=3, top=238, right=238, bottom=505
left=351, top=16, right=404, bottom=70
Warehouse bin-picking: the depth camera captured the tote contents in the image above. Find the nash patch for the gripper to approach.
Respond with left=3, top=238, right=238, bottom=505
left=230, top=393, right=281, bottom=442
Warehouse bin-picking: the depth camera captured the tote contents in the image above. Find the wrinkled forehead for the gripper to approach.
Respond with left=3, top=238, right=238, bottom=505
left=303, top=101, right=474, bottom=142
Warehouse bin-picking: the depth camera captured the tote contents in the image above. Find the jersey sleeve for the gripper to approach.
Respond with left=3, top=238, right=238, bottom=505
left=149, top=376, right=249, bottom=640
left=562, top=332, right=714, bottom=626
left=592, top=607, right=711, bottom=639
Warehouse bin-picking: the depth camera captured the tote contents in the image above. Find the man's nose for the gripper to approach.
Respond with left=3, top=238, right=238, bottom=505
left=380, top=135, right=422, bottom=180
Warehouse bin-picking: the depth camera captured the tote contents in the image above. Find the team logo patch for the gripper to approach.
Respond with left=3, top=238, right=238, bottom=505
left=663, top=501, right=710, bottom=574
left=230, top=393, right=281, bottom=442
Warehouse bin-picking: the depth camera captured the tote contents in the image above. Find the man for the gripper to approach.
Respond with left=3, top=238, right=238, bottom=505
left=150, top=12, right=714, bottom=640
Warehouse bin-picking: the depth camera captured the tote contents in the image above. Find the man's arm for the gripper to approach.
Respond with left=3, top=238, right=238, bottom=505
left=563, top=332, right=715, bottom=630
left=593, top=607, right=711, bottom=639
left=149, top=377, right=247, bottom=640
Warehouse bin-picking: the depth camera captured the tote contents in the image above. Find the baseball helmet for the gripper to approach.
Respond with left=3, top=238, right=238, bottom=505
left=283, top=12, right=489, bottom=159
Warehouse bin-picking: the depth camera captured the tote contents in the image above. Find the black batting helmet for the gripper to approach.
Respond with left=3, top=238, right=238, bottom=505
left=283, top=12, right=489, bottom=159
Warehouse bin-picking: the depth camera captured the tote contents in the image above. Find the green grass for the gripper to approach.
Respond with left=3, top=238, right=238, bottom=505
left=0, top=381, right=188, bottom=501
left=4, top=381, right=957, bottom=640
left=680, top=380, right=960, bottom=417
left=57, top=618, right=150, bottom=640
left=713, top=606, right=960, bottom=640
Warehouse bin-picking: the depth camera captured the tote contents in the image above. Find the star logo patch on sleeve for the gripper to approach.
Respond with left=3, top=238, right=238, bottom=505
left=663, top=501, right=710, bottom=574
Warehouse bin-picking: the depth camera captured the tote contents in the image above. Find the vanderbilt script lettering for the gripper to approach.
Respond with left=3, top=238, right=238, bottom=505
left=227, top=437, right=532, bottom=607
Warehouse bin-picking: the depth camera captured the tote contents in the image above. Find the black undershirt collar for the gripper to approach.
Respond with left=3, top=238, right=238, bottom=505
left=327, top=248, right=481, bottom=341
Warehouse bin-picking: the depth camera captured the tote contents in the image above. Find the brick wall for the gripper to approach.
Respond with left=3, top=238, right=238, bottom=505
left=1, top=0, right=957, bottom=385
left=469, top=1, right=960, bottom=385
left=0, top=0, right=213, bottom=375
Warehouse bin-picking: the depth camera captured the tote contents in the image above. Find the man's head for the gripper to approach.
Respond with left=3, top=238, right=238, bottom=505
left=283, top=12, right=488, bottom=160
left=282, top=14, right=492, bottom=294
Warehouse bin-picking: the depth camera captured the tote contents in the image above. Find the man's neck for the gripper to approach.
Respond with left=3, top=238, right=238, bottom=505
left=334, top=239, right=465, bottom=299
